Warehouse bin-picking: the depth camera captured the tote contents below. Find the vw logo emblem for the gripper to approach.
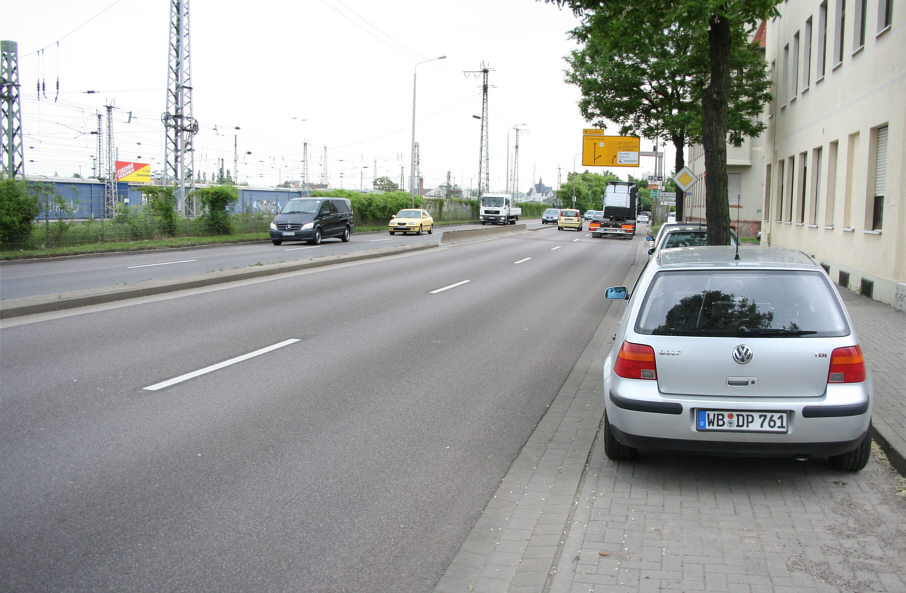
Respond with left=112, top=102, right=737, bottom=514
left=733, top=344, right=754, bottom=364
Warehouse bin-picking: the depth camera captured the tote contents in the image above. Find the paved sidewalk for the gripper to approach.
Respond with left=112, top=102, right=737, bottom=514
left=434, top=241, right=906, bottom=593
left=837, top=285, right=906, bottom=475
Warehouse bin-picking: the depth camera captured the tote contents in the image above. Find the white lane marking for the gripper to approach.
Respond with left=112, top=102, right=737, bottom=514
left=514, top=257, right=533, bottom=265
left=285, top=246, right=318, bottom=251
left=550, top=246, right=561, bottom=251
left=143, top=339, right=301, bottom=391
left=127, top=259, right=196, bottom=269
left=429, top=280, right=471, bottom=294
left=573, top=238, right=581, bottom=242
left=371, top=238, right=392, bottom=242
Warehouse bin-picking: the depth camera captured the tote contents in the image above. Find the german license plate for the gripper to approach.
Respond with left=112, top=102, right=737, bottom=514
left=696, top=410, right=788, bottom=433
left=282, top=231, right=294, bottom=236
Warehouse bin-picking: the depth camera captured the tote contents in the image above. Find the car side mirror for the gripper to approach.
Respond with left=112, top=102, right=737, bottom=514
left=605, top=286, right=628, bottom=300
left=648, top=248, right=655, bottom=255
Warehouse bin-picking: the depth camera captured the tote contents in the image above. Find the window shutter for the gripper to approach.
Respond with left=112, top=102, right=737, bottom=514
left=875, top=125, right=888, bottom=197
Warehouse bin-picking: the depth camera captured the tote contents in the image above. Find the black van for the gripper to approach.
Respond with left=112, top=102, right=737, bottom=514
left=269, top=198, right=354, bottom=245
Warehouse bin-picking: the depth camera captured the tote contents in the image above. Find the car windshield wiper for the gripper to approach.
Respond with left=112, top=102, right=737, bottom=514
left=736, top=326, right=818, bottom=336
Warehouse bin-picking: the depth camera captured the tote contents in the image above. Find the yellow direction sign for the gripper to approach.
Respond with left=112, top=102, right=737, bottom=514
left=581, top=131, right=640, bottom=167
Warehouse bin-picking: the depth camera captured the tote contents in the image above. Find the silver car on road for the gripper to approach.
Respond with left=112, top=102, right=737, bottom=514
left=602, top=246, right=872, bottom=471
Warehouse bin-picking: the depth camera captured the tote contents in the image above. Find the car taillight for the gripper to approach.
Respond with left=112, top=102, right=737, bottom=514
left=827, top=346, right=866, bottom=383
left=614, top=342, right=657, bottom=380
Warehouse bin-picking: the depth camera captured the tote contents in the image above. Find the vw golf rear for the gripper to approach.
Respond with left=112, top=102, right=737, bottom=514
left=602, top=246, right=872, bottom=470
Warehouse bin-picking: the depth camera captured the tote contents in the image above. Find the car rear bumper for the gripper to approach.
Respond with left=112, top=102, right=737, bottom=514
left=605, top=385, right=872, bottom=455
left=608, top=422, right=867, bottom=458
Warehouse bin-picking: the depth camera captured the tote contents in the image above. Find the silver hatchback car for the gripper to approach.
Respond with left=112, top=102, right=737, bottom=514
left=603, top=246, right=872, bottom=471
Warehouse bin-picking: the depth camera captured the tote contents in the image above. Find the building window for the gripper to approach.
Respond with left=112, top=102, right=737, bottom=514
left=878, top=0, right=893, bottom=32
left=810, top=147, right=822, bottom=225
left=777, top=159, right=785, bottom=222
left=843, top=132, right=859, bottom=228
left=792, top=31, right=800, bottom=99
left=870, top=125, right=888, bottom=230
left=782, top=43, right=790, bottom=105
left=834, top=0, right=846, bottom=66
left=798, top=152, right=808, bottom=223
left=853, top=0, right=867, bottom=50
left=787, top=156, right=796, bottom=222
left=764, top=164, right=773, bottom=221
left=804, top=18, right=813, bottom=91
left=825, top=141, right=838, bottom=226
left=769, top=60, right=777, bottom=116
left=818, top=2, right=829, bottom=78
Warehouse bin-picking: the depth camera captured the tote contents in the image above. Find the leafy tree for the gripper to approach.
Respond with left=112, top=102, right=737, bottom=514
left=139, top=186, right=179, bottom=236
left=373, top=176, right=399, bottom=192
left=546, top=0, right=779, bottom=244
left=556, top=170, right=619, bottom=213
left=195, top=185, right=239, bottom=235
left=0, top=179, right=42, bottom=247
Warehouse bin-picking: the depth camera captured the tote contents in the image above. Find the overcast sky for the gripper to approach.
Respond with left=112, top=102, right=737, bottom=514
left=2, top=0, right=666, bottom=193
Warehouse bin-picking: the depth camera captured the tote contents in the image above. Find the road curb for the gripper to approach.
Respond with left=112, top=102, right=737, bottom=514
left=434, top=238, right=648, bottom=593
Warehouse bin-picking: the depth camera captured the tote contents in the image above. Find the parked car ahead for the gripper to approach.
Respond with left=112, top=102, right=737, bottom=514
left=389, top=209, right=433, bottom=235
left=602, top=246, right=872, bottom=471
left=558, top=209, right=583, bottom=231
left=648, top=225, right=738, bottom=256
left=270, top=197, right=354, bottom=245
left=541, top=208, right=561, bottom=224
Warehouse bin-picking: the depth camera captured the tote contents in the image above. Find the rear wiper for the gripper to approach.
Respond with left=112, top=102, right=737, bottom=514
left=737, top=326, right=817, bottom=336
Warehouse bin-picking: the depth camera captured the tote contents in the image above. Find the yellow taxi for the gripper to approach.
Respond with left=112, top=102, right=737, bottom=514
left=557, top=208, right=583, bottom=231
left=389, top=209, right=434, bottom=235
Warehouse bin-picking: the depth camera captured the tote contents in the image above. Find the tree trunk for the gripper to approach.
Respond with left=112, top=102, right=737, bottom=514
left=702, top=11, right=733, bottom=245
left=672, top=134, right=685, bottom=222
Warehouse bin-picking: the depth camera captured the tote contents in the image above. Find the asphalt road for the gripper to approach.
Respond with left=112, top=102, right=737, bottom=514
left=0, top=227, right=638, bottom=592
left=0, top=224, right=478, bottom=300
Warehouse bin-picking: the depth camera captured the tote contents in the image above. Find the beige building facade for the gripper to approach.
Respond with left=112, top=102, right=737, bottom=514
left=687, top=0, right=905, bottom=310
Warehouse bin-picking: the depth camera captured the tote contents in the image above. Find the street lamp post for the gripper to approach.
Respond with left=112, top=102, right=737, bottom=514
left=410, top=55, right=446, bottom=206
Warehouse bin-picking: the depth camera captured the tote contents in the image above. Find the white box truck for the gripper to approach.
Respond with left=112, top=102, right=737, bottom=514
left=479, top=193, right=521, bottom=225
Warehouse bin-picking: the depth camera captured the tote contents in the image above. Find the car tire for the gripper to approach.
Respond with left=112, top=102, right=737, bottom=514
left=341, top=226, right=351, bottom=242
left=309, top=228, right=322, bottom=245
left=272, top=239, right=282, bottom=246
left=558, top=226, right=562, bottom=231
left=603, top=412, right=637, bottom=461
left=829, top=425, right=872, bottom=471
left=389, top=231, right=395, bottom=235
left=417, top=225, right=423, bottom=235
left=428, top=225, right=433, bottom=234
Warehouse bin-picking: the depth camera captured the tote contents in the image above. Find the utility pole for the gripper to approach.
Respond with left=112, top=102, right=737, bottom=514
left=301, top=141, right=309, bottom=191
left=104, top=103, right=116, bottom=216
left=1, top=40, right=25, bottom=178
left=162, top=0, right=198, bottom=217
left=463, top=63, right=491, bottom=196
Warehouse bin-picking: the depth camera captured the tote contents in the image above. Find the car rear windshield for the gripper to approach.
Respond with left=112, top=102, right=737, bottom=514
left=635, top=270, right=849, bottom=337
left=562, top=210, right=579, bottom=217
